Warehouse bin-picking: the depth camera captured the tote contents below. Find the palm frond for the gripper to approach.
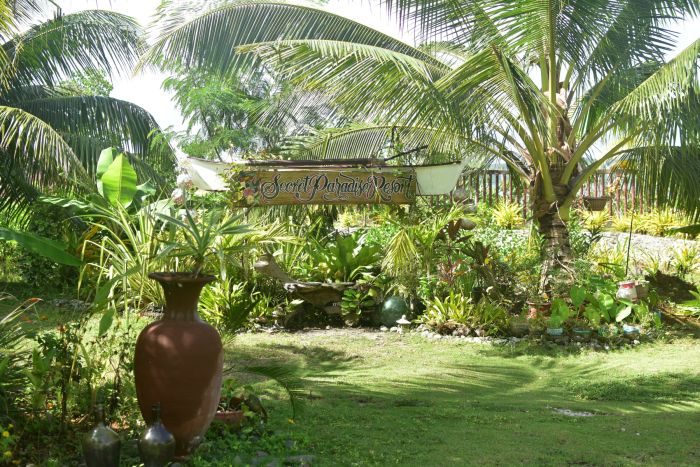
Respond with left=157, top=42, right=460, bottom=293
left=437, top=47, right=549, bottom=155
left=140, top=1, right=439, bottom=75
left=239, top=38, right=454, bottom=129
left=570, top=0, right=700, bottom=90
left=282, top=123, right=466, bottom=161
left=2, top=9, right=143, bottom=89
left=15, top=94, right=175, bottom=179
left=615, top=144, right=700, bottom=221
left=0, top=105, right=88, bottom=210
left=611, top=36, right=700, bottom=143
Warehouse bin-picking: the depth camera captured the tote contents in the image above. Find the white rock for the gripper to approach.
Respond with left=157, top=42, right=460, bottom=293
left=389, top=326, right=399, bottom=333
left=379, top=326, right=389, bottom=332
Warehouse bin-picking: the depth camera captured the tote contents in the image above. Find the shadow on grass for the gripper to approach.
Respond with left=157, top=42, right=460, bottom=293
left=217, top=335, right=700, bottom=465
left=226, top=337, right=700, bottom=414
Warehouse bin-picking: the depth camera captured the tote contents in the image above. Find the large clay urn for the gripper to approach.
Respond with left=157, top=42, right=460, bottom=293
left=134, top=272, right=222, bottom=459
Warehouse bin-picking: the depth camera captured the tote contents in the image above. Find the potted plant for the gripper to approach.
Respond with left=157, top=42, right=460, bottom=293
left=583, top=196, right=611, bottom=211
left=616, top=280, right=638, bottom=301
left=546, top=299, right=570, bottom=336
left=509, top=312, right=530, bottom=337
left=213, top=379, right=260, bottom=432
left=635, top=279, right=650, bottom=300
left=526, top=291, right=551, bottom=319
left=134, top=208, right=250, bottom=459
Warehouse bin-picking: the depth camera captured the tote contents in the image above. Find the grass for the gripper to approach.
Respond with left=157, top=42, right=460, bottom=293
left=216, top=330, right=700, bottom=466
left=4, top=299, right=700, bottom=466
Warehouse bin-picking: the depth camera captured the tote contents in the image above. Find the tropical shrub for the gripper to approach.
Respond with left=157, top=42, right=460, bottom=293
left=419, top=292, right=473, bottom=329
left=639, top=209, right=685, bottom=237
left=420, top=293, right=508, bottom=336
left=8, top=203, right=80, bottom=292
left=611, top=209, right=689, bottom=237
left=491, top=201, right=523, bottom=229
left=307, top=232, right=381, bottom=282
left=672, top=247, right=700, bottom=280
left=611, top=214, right=635, bottom=234
left=340, top=288, right=374, bottom=327
left=199, top=279, right=258, bottom=331
left=583, top=210, right=611, bottom=233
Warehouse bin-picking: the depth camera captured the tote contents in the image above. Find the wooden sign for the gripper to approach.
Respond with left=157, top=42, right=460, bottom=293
left=230, top=168, right=417, bottom=205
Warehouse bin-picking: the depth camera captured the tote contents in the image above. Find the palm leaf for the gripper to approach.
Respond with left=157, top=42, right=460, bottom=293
left=612, top=37, right=700, bottom=141
left=140, top=1, right=441, bottom=74
left=0, top=105, right=89, bottom=209
left=14, top=93, right=176, bottom=178
left=0, top=226, right=81, bottom=266
left=282, top=123, right=469, bottom=161
left=2, top=9, right=144, bottom=89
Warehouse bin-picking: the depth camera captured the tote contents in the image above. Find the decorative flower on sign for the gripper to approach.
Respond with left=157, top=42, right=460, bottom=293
left=176, top=172, right=193, bottom=189
left=171, top=188, right=185, bottom=205
left=224, top=166, right=260, bottom=206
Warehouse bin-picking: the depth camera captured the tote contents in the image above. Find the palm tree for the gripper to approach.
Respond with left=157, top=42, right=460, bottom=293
left=0, top=1, right=175, bottom=213
left=141, top=0, right=700, bottom=284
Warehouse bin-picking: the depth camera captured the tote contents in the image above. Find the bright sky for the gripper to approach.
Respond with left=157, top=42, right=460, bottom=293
left=55, top=0, right=700, bottom=134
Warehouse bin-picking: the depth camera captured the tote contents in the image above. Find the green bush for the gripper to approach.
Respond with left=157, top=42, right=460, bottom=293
left=419, top=294, right=508, bottom=336
left=199, top=278, right=257, bottom=331
left=638, top=209, right=684, bottom=237
left=491, top=201, right=523, bottom=229
left=305, top=232, right=381, bottom=282
left=15, top=204, right=79, bottom=292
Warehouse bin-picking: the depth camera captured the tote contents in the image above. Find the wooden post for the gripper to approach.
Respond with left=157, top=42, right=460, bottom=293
left=494, top=172, right=499, bottom=205
left=508, top=173, right=513, bottom=203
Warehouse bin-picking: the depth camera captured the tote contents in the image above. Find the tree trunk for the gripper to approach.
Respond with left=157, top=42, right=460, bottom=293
left=537, top=203, right=573, bottom=291
left=532, top=163, right=575, bottom=292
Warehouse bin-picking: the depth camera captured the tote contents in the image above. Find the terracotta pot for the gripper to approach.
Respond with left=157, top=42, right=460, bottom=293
left=526, top=301, right=551, bottom=319
left=214, top=410, right=245, bottom=431
left=134, top=272, right=222, bottom=460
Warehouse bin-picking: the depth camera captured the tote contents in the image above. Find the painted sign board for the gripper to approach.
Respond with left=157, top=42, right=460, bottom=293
left=231, top=168, right=417, bottom=205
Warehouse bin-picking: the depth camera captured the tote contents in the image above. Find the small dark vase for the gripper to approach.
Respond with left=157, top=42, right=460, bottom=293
left=139, top=403, right=176, bottom=466
left=82, top=404, right=120, bottom=467
left=134, top=272, right=223, bottom=459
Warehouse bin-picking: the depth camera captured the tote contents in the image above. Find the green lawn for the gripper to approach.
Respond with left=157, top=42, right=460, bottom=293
left=212, top=330, right=700, bottom=466
left=4, top=298, right=699, bottom=466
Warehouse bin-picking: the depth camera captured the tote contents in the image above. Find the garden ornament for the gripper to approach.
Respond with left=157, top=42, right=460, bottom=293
left=396, top=315, right=411, bottom=333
